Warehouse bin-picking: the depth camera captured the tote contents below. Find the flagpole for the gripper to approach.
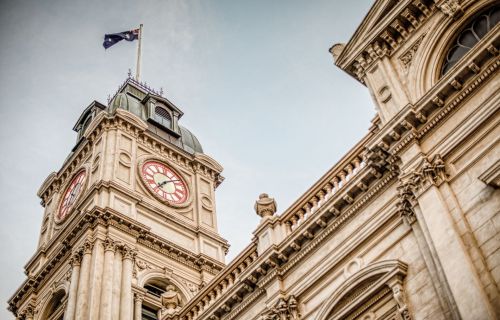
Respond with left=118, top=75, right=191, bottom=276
left=135, top=24, right=143, bottom=81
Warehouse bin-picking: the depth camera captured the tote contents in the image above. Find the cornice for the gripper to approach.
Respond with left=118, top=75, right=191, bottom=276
left=171, top=244, right=259, bottom=320
left=363, top=33, right=499, bottom=157
left=162, top=27, right=498, bottom=320
left=168, top=158, right=399, bottom=320
left=9, top=207, right=225, bottom=316
left=336, top=0, right=437, bottom=83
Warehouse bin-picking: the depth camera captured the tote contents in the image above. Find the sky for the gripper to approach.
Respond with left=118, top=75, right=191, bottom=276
left=0, top=0, right=375, bottom=317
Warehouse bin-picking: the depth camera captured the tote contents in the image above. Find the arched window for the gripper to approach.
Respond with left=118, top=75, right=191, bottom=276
left=140, top=278, right=185, bottom=320
left=153, top=107, right=172, bottom=129
left=441, top=6, right=499, bottom=75
left=316, top=260, right=411, bottom=320
left=40, top=290, right=66, bottom=320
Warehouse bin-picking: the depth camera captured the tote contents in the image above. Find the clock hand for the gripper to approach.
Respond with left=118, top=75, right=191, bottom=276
left=158, top=179, right=180, bottom=187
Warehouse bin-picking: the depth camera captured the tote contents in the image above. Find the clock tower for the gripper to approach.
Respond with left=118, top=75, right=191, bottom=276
left=8, top=77, right=229, bottom=320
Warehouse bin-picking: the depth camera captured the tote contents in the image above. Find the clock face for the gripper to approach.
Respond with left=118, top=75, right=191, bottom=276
left=141, top=161, right=188, bottom=204
left=56, top=171, right=86, bottom=223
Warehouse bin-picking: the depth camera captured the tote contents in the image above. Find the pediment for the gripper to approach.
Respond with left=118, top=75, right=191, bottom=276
left=335, top=0, right=409, bottom=68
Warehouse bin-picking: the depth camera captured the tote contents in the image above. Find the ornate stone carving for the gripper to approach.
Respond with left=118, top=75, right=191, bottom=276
left=135, top=259, right=151, bottom=271
left=397, top=154, right=448, bottom=224
left=254, top=193, right=277, bottom=218
left=103, top=237, right=117, bottom=252
left=69, top=251, right=82, bottom=267
left=121, top=245, right=137, bottom=261
left=160, top=285, right=183, bottom=316
left=260, top=295, right=300, bottom=320
left=391, top=283, right=412, bottom=320
left=437, top=0, right=463, bottom=19
left=396, top=179, right=417, bottom=225
left=399, top=34, right=425, bottom=71
left=412, top=154, right=448, bottom=190
left=134, top=292, right=145, bottom=303
left=82, top=239, right=94, bottom=255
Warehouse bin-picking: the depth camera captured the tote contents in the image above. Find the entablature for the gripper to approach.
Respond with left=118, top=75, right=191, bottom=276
left=9, top=207, right=226, bottom=316
left=364, top=30, right=499, bottom=157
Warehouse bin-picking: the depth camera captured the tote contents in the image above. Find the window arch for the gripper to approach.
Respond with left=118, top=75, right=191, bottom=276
left=441, top=5, right=499, bottom=75
left=316, top=260, right=410, bottom=320
left=39, top=289, right=66, bottom=320
left=140, top=278, right=186, bottom=320
left=153, top=106, right=172, bottom=128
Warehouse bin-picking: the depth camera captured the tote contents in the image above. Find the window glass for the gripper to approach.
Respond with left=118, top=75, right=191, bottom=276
left=441, top=6, right=499, bottom=75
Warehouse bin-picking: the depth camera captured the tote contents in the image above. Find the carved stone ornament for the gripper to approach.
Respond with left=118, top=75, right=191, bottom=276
left=103, top=237, right=117, bottom=252
left=397, top=154, right=448, bottom=224
left=135, top=259, right=151, bottom=271
left=399, top=34, right=425, bottom=71
left=121, top=245, right=137, bottom=261
left=69, top=251, right=82, bottom=267
left=391, top=283, right=412, bottom=320
left=396, top=178, right=417, bottom=225
left=412, top=154, right=448, bottom=190
left=437, top=0, right=463, bottom=19
left=254, top=193, right=277, bottom=219
left=160, top=285, right=183, bottom=316
left=260, top=295, right=300, bottom=320
left=82, top=239, right=94, bottom=255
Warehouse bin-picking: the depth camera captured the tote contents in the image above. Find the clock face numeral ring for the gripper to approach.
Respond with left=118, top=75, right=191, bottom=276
left=56, top=170, right=86, bottom=223
left=141, top=161, right=188, bottom=204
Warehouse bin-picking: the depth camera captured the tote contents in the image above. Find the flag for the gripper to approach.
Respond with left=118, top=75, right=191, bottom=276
left=103, top=29, right=140, bottom=49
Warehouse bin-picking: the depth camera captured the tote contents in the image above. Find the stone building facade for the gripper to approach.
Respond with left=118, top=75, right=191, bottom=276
left=8, top=0, right=500, bottom=319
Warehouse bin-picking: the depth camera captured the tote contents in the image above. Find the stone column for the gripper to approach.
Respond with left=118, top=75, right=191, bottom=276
left=88, top=239, right=105, bottom=320
left=119, top=246, right=135, bottom=320
left=99, top=238, right=116, bottom=320
left=64, top=252, right=82, bottom=320
left=75, top=240, right=93, bottom=320
left=134, top=292, right=144, bottom=320
left=111, top=248, right=123, bottom=320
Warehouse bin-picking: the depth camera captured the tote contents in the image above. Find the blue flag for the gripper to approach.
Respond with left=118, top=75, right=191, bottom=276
left=103, top=29, right=139, bottom=49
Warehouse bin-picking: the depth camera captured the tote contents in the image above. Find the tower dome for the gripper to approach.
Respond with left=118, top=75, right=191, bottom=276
left=179, top=126, right=203, bottom=154
left=109, top=92, right=146, bottom=119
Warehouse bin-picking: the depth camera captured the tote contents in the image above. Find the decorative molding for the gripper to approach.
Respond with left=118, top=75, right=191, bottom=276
left=437, top=0, right=464, bottom=20
left=396, top=178, right=417, bottom=226
left=478, top=159, right=500, bottom=188
left=315, top=260, right=409, bottom=320
left=260, top=295, right=300, bottom=320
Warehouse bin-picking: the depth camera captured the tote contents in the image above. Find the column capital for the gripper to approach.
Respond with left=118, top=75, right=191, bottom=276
left=82, top=239, right=94, bottom=255
left=104, top=237, right=117, bottom=252
left=70, top=251, right=82, bottom=267
left=134, top=292, right=145, bottom=303
left=121, top=245, right=137, bottom=261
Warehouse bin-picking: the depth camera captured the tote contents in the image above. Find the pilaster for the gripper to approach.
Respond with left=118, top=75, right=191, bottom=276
left=398, top=154, right=496, bottom=320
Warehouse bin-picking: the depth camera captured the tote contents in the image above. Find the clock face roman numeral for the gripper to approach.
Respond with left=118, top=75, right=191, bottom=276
left=56, top=171, right=86, bottom=222
left=141, top=161, right=188, bottom=204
